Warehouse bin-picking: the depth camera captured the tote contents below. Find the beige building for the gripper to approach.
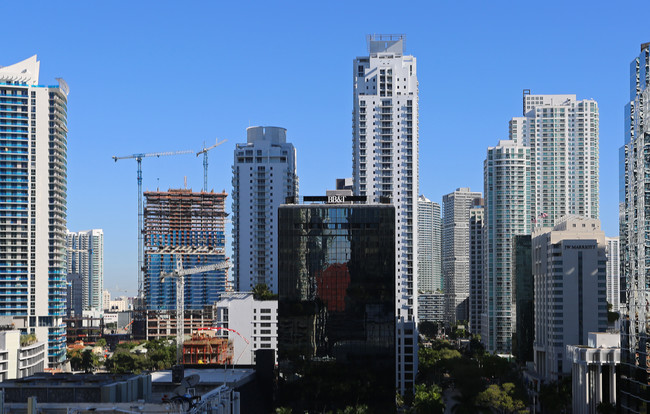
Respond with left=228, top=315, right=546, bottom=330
left=533, top=216, right=608, bottom=382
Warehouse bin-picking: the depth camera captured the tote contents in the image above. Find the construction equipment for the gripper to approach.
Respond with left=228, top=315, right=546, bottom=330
left=112, top=150, right=194, bottom=301
left=160, top=256, right=231, bottom=363
left=196, top=139, right=227, bottom=192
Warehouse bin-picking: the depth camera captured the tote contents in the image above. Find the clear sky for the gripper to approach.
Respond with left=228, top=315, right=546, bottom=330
left=5, top=1, right=649, bottom=296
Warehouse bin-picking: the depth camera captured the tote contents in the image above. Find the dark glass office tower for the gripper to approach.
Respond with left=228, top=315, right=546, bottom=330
left=512, top=235, right=533, bottom=363
left=277, top=197, right=395, bottom=412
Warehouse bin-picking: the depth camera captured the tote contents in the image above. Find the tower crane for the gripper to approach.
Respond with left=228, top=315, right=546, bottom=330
left=196, top=139, right=227, bottom=192
left=112, top=150, right=194, bottom=301
left=160, top=256, right=231, bottom=363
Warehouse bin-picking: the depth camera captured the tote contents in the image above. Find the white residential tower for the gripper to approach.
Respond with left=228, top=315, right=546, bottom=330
left=352, top=34, right=418, bottom=394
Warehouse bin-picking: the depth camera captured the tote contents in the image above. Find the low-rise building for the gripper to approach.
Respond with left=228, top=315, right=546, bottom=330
left=214, top=292, right=278, bottom=364
left=0, top=330, right=46, bottom=381
left=566, top=332, right=620, bottom=414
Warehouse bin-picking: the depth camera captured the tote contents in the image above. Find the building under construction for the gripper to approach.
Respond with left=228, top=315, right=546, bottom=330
left=142, top=189, right=228, bottom=340
left=182, top=331, right=233, bottom=365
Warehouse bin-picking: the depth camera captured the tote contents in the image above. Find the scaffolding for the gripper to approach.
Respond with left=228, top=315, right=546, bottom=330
left=143, top=189, right=229, bottom=337
left=182, top=332, right=233, bottom=365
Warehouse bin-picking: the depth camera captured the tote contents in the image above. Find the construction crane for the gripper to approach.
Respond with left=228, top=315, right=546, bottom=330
left=196, top=139, right=227, bottom=192
left=160, top=256, right=231, bottom=363
left=112, top=150, right=194, bottom=301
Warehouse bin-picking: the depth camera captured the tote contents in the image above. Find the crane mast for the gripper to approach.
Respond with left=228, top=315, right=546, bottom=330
left=112, top=150, right=193, bottom=302
left=160, top=256, right=230, bottom=363
left=196, top=139, right=227, bottom=192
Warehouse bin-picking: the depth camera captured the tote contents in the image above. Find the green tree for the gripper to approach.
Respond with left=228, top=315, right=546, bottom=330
left=275, top=408, right=292, bottom=414
left=144, top=339, right=176, bottom=370
left=20, top=333, right=37, bottom=347
left=538, top=378, right=570, bottom=414
left=81, top=349, right=100, bottom=373
left=96, top=338, right=107, bottom=348
left=68, top=349, right=83, bottom=371
left=476, top=383, right=528, bottom=414
left=418, top=321, right=438, bottom=339
left=252, top=283, right=278, bottom=300
left=412, top=383, right=445, bottom=414
left=106, top=350, right=147, bottom=374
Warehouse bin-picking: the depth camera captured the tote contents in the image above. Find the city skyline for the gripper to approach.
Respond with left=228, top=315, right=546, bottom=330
left=3, top=1, right=648, bottom=295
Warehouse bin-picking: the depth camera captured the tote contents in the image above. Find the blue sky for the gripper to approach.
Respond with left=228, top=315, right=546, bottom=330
left=5, top=1, right=648, bottom=296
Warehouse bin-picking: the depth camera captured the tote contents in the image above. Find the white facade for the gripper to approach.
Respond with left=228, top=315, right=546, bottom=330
left=0, top=330, right=46, bottom=381
left=0, top=56, right=68, bottom=366
left=418, top=195, right=441, bottom=292
left=469, top=204, right=484, bottom=335
left=442, top=188, right=481, bottom=324
left=102, top=290, right=111, bottom=311
left=605, top=237, right=620, bottom=311
left=352, top=34, right=418, bottom=393
left=567, top=332, right=620, bottom=414
left=533, top=217, right=608, bottom=382
left=214, top=292, right=278, bottom=365
left=484, top=93, right=600, bottom=354
left=483, top=140, right=531, bottom=353
left=510, top=94, right=599, bottom=226
left=232, top=127, right=298, bottom=294
left=66, top=229, right=104, bottom=312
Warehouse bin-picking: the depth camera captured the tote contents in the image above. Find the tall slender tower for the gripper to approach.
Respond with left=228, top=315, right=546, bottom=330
left=605, top=237, right=620, bottom=311
left=469, top=200, right=484, bottom=335
left=232, top=126, right=298, bottom=293
left=442, top=188, right=482, bottom=324
left=66, top=229, right=104, bottom=312
left=352, top=34, right=418, bottom=394
left=620, top=42, right=650, bottom=413
left=0, top=56, right=68, bottom=366
left=418, top=195, right=441, bottom=292
left=483, top=140, right=531, bottom=353
left=510, top=93, right=599, bottom=226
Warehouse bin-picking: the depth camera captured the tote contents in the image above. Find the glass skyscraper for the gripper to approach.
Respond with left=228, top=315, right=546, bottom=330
left=620, top=42, right=650, bottom=413
left=277, top=196, right=395, bottom=412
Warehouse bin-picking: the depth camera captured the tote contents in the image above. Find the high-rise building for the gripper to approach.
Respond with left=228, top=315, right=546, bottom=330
left=66, top=273, right=83, bottom=318
left=352, top=34, right=418, bottom=393
left=442, top=188, right=481, bottom=324
left=143, top=189, right=228, bottom=311
left=418, top=292, right=445, bottom=323
left=232, top=126, right=298, bottom=294
left=483, top=140, right=531, bottom=353
left=532, top=217, right=607, bottom=382
left=510, top=92, right=599, bottom=226
left=469, top=200, right=484, bottom=335
left=619, top=42, right=650, bottom=413
left=484, top=92, right=600, bottom=354
left=66, top=229, right=104, bottom=313
left=605, top=237, right=620, bottom=311
left=512, top=235, right=533, bottom=363
left=418, top=195, right=441, bottom=292
left=0, top=56, right=68, bottom=366
left=277, top=195, right=396, bottom=411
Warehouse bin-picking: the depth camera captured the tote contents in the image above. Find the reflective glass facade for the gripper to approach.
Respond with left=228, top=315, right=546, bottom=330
left=277, top=203, right=395, bottom=412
